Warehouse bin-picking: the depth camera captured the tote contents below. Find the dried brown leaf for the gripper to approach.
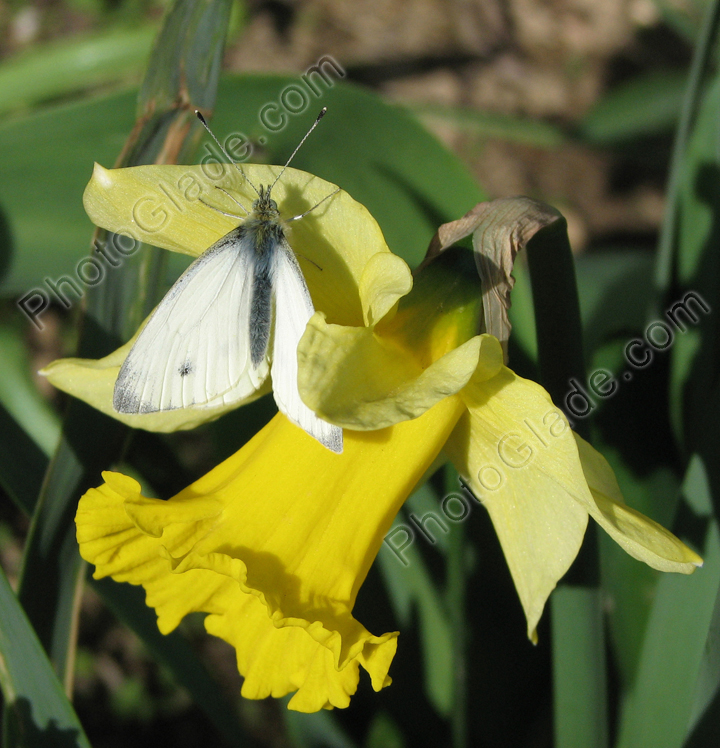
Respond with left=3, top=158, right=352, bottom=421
left=420, top=196, right=562, bottom=360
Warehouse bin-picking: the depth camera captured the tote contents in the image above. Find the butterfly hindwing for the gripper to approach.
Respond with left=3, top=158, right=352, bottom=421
left=270, top=241, right=343, bottom=453
left=114, top=228, right=269, bottom=414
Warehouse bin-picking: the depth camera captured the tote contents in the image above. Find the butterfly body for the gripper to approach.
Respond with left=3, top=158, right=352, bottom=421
left=113, top=184, right=343, bottom=453
left=242, top=189, right=283, bottom=366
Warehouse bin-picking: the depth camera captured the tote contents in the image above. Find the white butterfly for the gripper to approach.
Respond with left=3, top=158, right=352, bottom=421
left=113, top=110, right=343, bottom=454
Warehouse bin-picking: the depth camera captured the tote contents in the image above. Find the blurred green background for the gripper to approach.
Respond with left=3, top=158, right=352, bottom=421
left=1, top=1, right=720, bottom=747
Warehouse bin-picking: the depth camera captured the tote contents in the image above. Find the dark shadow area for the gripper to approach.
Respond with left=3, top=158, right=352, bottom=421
left=680, top=162, right=720, bottom=520
left=0, top=201, right=13, bottom=287
left=350, top=562, right=448, bottom=747
left=2, top=697, right=85, bottom=748
left=346, top=51, right=502, bottom=87
left=604, top=23, right=692, bottom=88
left=594, top=347, right=681, bottom=477
left=685, top=678, right=720, bottom=748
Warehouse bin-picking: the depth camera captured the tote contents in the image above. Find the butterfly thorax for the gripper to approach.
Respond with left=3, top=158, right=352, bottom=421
left=241, top=186, right=285, bottom=258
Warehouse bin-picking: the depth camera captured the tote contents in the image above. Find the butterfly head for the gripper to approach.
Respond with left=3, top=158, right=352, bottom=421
left=252, top=185, right=280, bottom=222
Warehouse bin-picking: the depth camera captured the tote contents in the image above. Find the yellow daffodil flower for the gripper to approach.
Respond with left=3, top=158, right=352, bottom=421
left=50, top=163, right=702, bottom=712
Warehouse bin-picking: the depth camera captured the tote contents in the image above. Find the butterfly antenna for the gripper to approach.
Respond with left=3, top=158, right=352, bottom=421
left=195, top=110, right=260, bottom=196
left=287, top=186, right=340, bottom=222
left=270, top=107, right=327, bottom=192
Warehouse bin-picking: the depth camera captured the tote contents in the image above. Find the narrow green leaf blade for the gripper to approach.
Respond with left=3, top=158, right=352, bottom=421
left=0, top=26, right=155, bottom=117
left=655, top=0, right=720, bottom=290
left=0, top=402, right=46, bottom=514
left=616, top=530, right=720, bottom=748
left=581, top=70, right=686, bottom=144
left=551, top=587, right=608, bottom=748
left=0, top=322, right=60, bottom=456
left=0, top=565, right=91, bottom=748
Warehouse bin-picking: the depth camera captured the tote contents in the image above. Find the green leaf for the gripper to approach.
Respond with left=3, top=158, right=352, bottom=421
left=444, top=465, right=468, bottom=748
left=0, top=200, right=12, bottom=286
left=616, top=455, right=720, bottom=748
left=507, top=256, right=537, bottom=362
left=574, top=250, right=655, bottom=358
left=656, top=0, right=720, bottom=290
left=685, top=582, right=720, bottom=747
left=615, top=531, right=720, bottom=747
left=581, top=70, right=687, bottom=144
left=525, top=210, right=587, bottom=437
left=0, top=322, right=61, bottom=456
left=675, top=75, right=720, bottom=285
left=684, top=457, right=720, bottom=746
left=0, top=403, right=47, bottom=514
left=658, top=4, right=720, bottom=490
left=598, top=450, right=681, bottom=685
left=0, top=564, right=91, bottom=748
left=551, top=587, right=608, bottom=748
left=284, top=707, right=357, bottom=748
left=364, top=712, right=405, bottom=748
left=0, top=88, right=138, bottom=296
left=0, top=26, right=156, bottom=118
left=410, top=103, right=566, bottom=148
left=138, top=0, right=229, bottom=114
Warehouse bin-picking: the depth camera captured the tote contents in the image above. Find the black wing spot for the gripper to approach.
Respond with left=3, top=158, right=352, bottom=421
left=179, top=361, right=193, bottom=377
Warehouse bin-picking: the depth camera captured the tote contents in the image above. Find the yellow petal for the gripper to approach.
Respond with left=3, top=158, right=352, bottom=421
left=84, top=163, right=391, bottom=326
left=296, top=250, right=492, bottom=431
left=446, top=367, right=588, bottom=641
left=299, top=323, right=502, bottom=430
left=447, top=365, right=703, bottom=640
left=573, top=433, right=703, bottom=573
left=76, top=395, right=465, bottom=711
left=84, top=163, right=237, bottom=258
left=358, top=252, right=413, bottom=327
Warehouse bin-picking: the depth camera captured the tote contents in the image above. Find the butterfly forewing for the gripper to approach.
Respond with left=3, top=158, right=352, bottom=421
left=114, top=229, right=269, bottom=413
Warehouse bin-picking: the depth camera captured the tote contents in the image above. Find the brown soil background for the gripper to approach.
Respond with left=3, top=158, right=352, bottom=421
left=224, top=0, right=696, bottom=251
